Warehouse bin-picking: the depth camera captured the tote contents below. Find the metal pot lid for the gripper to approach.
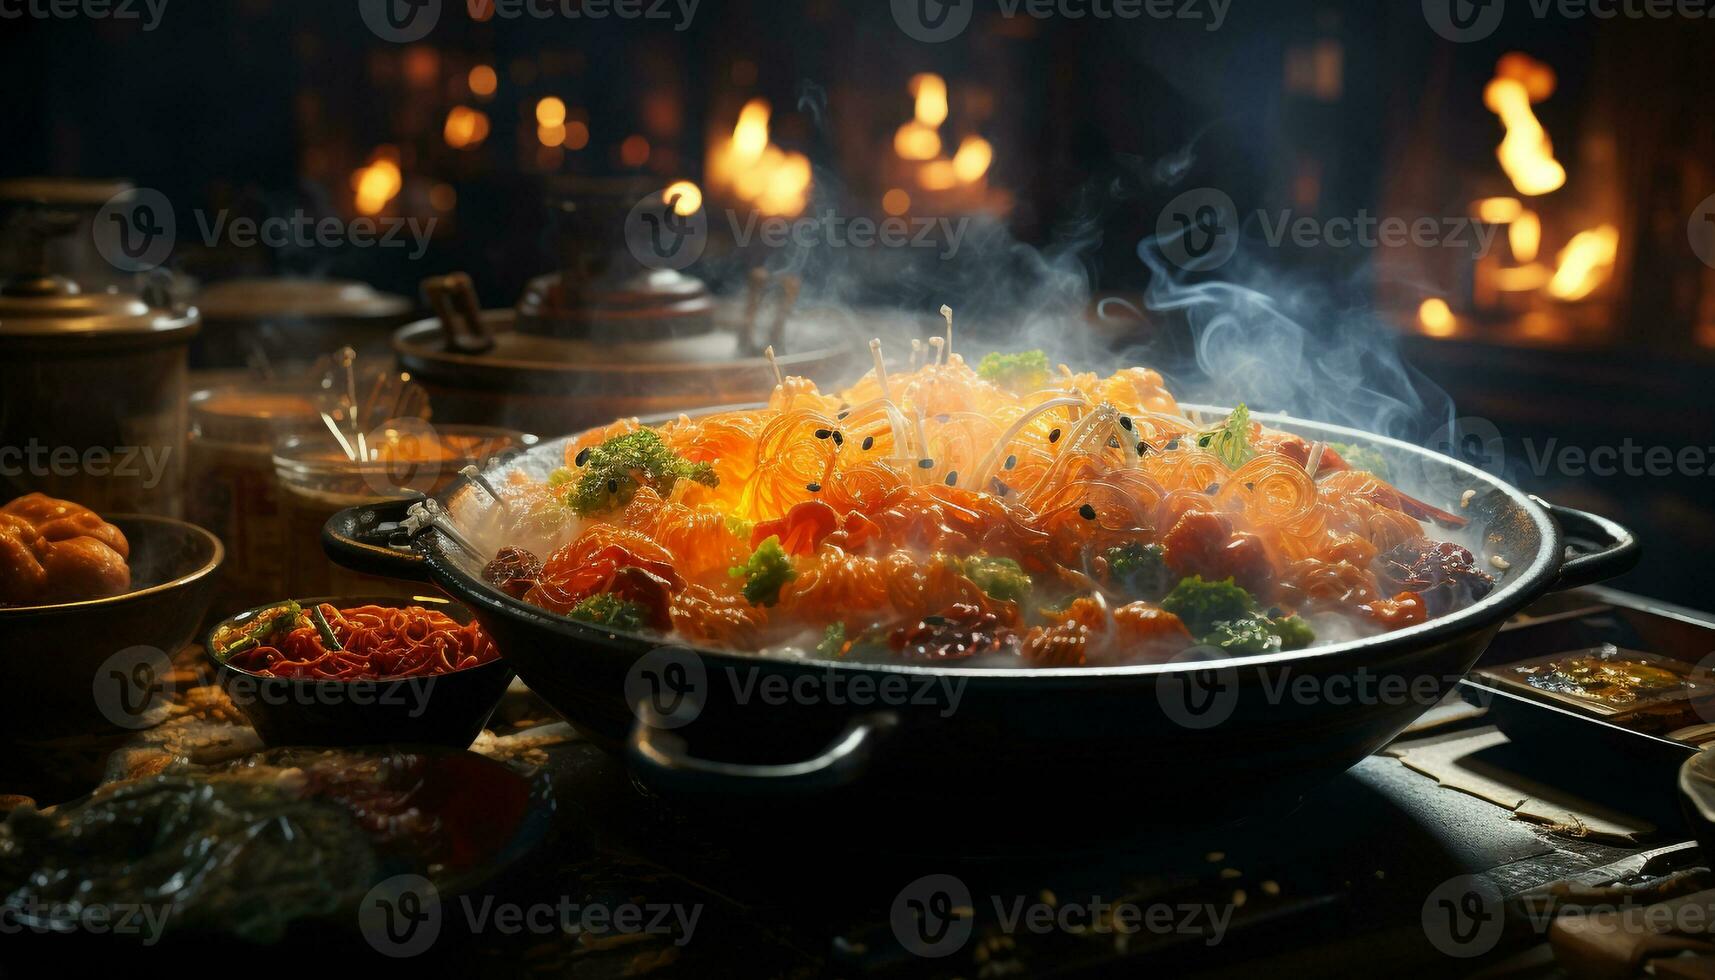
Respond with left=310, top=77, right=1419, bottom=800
left=0, top=278, right=198, bottom=340
left=197, top=278, right=412, bottom=322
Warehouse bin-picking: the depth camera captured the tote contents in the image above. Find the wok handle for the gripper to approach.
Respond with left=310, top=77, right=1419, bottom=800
left=321, top=498, right=433, bottom=583
left=1534, top=497, right=1640, bottom=593
left=627, top=710, right=897, bottom=795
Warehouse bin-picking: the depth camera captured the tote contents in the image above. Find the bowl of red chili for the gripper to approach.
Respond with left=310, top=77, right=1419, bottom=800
left=206, top=595, right=515, bottom=748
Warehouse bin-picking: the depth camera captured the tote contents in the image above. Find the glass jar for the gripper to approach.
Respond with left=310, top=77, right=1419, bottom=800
left=274, top=423, right=532, bottom=598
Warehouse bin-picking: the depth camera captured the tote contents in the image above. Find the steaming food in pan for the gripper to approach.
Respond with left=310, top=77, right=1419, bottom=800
left=472, top=336, right=1494, bottom=666
left=0, top=493, right=131, bottom=608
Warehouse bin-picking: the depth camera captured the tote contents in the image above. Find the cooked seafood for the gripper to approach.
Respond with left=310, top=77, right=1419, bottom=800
left=482, top=348, right=1493, bottom=666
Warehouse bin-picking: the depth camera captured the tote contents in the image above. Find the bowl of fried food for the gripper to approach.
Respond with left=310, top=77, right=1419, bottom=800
left=0, top=493, right=224, bottom=737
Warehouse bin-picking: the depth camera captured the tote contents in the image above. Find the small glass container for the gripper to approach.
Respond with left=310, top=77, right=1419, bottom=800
left=274, top=423, right=532, bottom=598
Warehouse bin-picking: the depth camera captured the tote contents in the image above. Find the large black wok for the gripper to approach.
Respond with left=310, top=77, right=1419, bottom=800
left=324, top=408, right=1637, bottom=817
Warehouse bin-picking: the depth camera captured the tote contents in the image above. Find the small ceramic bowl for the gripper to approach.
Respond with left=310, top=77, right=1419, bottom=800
left=0, top=514, right=223, bottom=738
left=205, top=594, right=514, bottom=749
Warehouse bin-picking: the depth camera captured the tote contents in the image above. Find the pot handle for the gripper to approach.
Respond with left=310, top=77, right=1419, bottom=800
left=1534, top=496, right=1640, bottom=593
left=627, top=709, right=897, bottom=795
left=321, top=498, right=433, bottom=583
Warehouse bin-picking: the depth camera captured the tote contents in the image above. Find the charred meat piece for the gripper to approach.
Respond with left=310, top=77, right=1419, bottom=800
left=1377, top=541, right=1494, bottom=616
left=483, top=546, right=542, bottom=599
left=1162, top=510, right=1274, bottom=599
left=889, top=603, right=1012, bottom=661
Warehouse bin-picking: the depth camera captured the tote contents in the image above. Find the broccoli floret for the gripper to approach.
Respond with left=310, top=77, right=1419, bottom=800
left=1201, top=612, right=1317, bottom=655
left=977, top=350, right=1051, bottom=392
left=1196, top=404, right=1257, bottom=470
left=958, top=556, right=1033, bottom=604
left=554, top=429, right=718, bottom=516
left=1103, top=542, right=1173, bottom=601
left=816, top=622, right=848, bottom=657
left=568, top=593, right=651, bottom=631
left=731, top=535, right=796, bottom=607
left=1267, top=615, right=1316, bottom=651
left=1326, top=442, right=1391, bottom=480
left=1161, top=576, right=1256, bottom=636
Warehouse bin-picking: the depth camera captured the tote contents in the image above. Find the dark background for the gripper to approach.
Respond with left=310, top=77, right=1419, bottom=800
left=2, top=0, right=1711, bottom=605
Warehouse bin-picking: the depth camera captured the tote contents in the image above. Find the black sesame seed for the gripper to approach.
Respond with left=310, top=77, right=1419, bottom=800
left=832, top=431, right=844, bottom=446
left=814, top=429, right=831, bottom=440
left=607, top=479, right=619, bottom=493
left=1049, top=428, right=1062, bottom=444
left=575, top=448, right=591, bottom=467
left=993, top=480, right=1010, bottom=496
left=1079, top=503, right=1098, bottom=521
left=919, top=458, right=935, bottom=469
left=945, top=471, right=958, bottom=486
left=837, top=411, right=850, bottom=420
left=1004, top=454, right=1017, bottom=470
left=1137, top=441, right=1149, bottom=456
left=1120, top=416, right=1134, bottom=431
left=1108, top=437, right=1121, bottom=449
left=1206, top=483, right=1220, bottom=495
left=1245, top=482, right=1256, bottom=491
left=806, top=482, right=822, bottom=493
left=862, top=436, right=875, bottom=451
left=1165, top=439, right=1180, bottom=451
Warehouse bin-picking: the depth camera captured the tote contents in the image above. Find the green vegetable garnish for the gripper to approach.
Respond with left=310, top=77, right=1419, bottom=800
left=957, top=556, right=1033, bottom=604
left=1326, top=441, right=1391, bottom=480
left=1267, top=615, right=1315, bottom=651
left=817, top=622, right=848, bottom=657
left=731, top=535, right=796, bottom=607
left=977, top=350, right=1051, bottom=392
left=553, top=429, right=718, bottom=516
left=309, top=604, right=344, bottom=651
left=214, top=601, right=303, bottom=658
left=1160, top=576, right=1255, bottom=637
left=1200, top=613, right=1317, bottom=655
left=568, top=593, right=651, bottom=631
left=1202, top=617, right=1279, bottom=655
left=1103, top=542, right=1173, bottom=601
left=1196, top=404, right=1257, bottom=470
